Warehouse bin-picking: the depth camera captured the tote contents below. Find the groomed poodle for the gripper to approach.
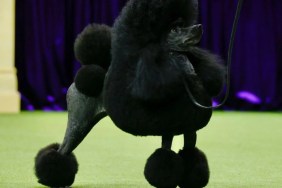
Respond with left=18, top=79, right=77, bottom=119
left=34, top=0, right=225, bottom=187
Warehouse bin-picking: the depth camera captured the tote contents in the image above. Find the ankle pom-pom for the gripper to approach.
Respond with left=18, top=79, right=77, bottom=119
left=178, top=148, right=209, bottom=188
left=144, top=148, right=184, bottom=188
left=34, top=143, right=78, bottom=187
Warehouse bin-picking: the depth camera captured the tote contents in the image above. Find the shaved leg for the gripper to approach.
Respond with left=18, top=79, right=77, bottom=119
left=162, top=135, right=174, bottom=150
left=184, top=132, right=197, bottom=149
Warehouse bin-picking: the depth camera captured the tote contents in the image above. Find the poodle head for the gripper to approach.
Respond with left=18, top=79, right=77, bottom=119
left=122, top=0, right=199, bottom=34
left=167, top=24, right=203, bottom=52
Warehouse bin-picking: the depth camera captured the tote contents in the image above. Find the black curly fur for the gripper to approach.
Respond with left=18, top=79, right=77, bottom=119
left=144, top=148, right=184, bottom=188
left=74, top=23, right=111, bottom=70
left=74, top=65, right=106, bottom=97
left=104, top=0, right=225, bottom=136
left=130, top=44, right=183, bottom=102
left=119, top=0, right=199, bottom=43
left=184, top=47, right=225, bottom=97
left=178, top=148, right=209, bottom=188
left=34, top=143, right=78, bottom=187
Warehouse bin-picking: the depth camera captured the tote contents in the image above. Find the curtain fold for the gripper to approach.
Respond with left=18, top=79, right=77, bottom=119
left=199, top=0, right=282, bottom=110
left=15, top=0, right=282, bottom=110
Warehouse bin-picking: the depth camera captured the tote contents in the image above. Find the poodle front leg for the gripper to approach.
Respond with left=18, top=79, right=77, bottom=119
left=183, top=132, right=197, bottom=149
left=161, top=135, right=174, bottom=150
left=178, top=132, right=210, bottom=188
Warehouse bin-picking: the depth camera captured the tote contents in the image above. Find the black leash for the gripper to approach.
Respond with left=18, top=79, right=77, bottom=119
left=184, top=0, right=244, bottom=109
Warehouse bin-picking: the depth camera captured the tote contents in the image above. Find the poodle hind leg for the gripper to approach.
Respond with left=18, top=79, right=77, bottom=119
left=34, top=84, right=106, bottom=187
left=178, top=132, right=210, bottom=188
left=144, top=135, right=184, bottom=188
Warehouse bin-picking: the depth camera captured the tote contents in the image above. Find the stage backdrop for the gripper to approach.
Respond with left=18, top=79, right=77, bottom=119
left=15, top=0, right=282, bottom=111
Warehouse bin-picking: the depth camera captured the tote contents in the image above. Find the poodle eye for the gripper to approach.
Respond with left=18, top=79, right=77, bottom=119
left=171, top=28, right=176, bottom=33
left=170, top=18, right=185, bottom=33
left=170, top=27, right=181, bottom=34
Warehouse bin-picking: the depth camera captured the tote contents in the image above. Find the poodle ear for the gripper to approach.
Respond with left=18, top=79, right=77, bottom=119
left=130, top=45, right=183, bottom=102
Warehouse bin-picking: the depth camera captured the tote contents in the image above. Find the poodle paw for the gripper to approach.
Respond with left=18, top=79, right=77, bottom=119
left=34, top=143, right=78, bottom=187
left=178, top=148, right=210, bottom=188
left=144, top=148, right=184, bottom=188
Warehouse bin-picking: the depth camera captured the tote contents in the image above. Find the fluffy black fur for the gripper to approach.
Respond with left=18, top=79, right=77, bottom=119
left=104, top=0, right=225, bottom=136
left=130, top=44, right=183, bottom=102
left=74, top=65, right=106, bottom=97
left=184, top=47, right=225, bottom=97
left=34, top=143, right=78, bottom=187
left=74, top=23, right=111, bottom=70
left=144, top=148, right=184, bottom=188
left=34, top=0, right=225, bottom=187
left=178, top=148, right=210, bottom=188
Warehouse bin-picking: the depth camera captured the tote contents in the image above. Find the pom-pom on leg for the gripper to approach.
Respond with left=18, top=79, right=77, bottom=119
left=74, top=65, right=106, bottom=97
left=34, top=143, right=78, bottom=187
left=74, top=23, right=111, bottom=69
left=144, top=148, right=184, bottom=188
left=178, top=147, right=209, bottom=188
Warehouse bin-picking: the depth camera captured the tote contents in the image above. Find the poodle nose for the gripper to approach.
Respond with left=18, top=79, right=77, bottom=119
left=191, top=24, right=203, bottom=34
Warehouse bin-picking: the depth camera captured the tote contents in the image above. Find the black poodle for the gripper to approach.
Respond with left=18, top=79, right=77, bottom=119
left=34, top=0, right=225, bottom=187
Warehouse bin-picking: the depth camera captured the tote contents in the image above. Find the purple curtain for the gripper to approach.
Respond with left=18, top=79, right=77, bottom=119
left=15, top=0, right=282, bottom=111
left=199, top=0, right=282, bottom=110
left=16, top=0, right=127, bottom=110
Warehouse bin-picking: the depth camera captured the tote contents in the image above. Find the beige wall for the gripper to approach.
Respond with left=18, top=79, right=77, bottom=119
left=0, top=0, right=20, bottom=113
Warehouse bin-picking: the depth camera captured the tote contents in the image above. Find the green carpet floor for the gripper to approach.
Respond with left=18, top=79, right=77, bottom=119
left=0, top=111, right=281, bottom=188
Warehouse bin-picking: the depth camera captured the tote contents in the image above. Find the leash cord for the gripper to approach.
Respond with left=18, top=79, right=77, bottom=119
left=184, top=0, right=244, bottom=109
